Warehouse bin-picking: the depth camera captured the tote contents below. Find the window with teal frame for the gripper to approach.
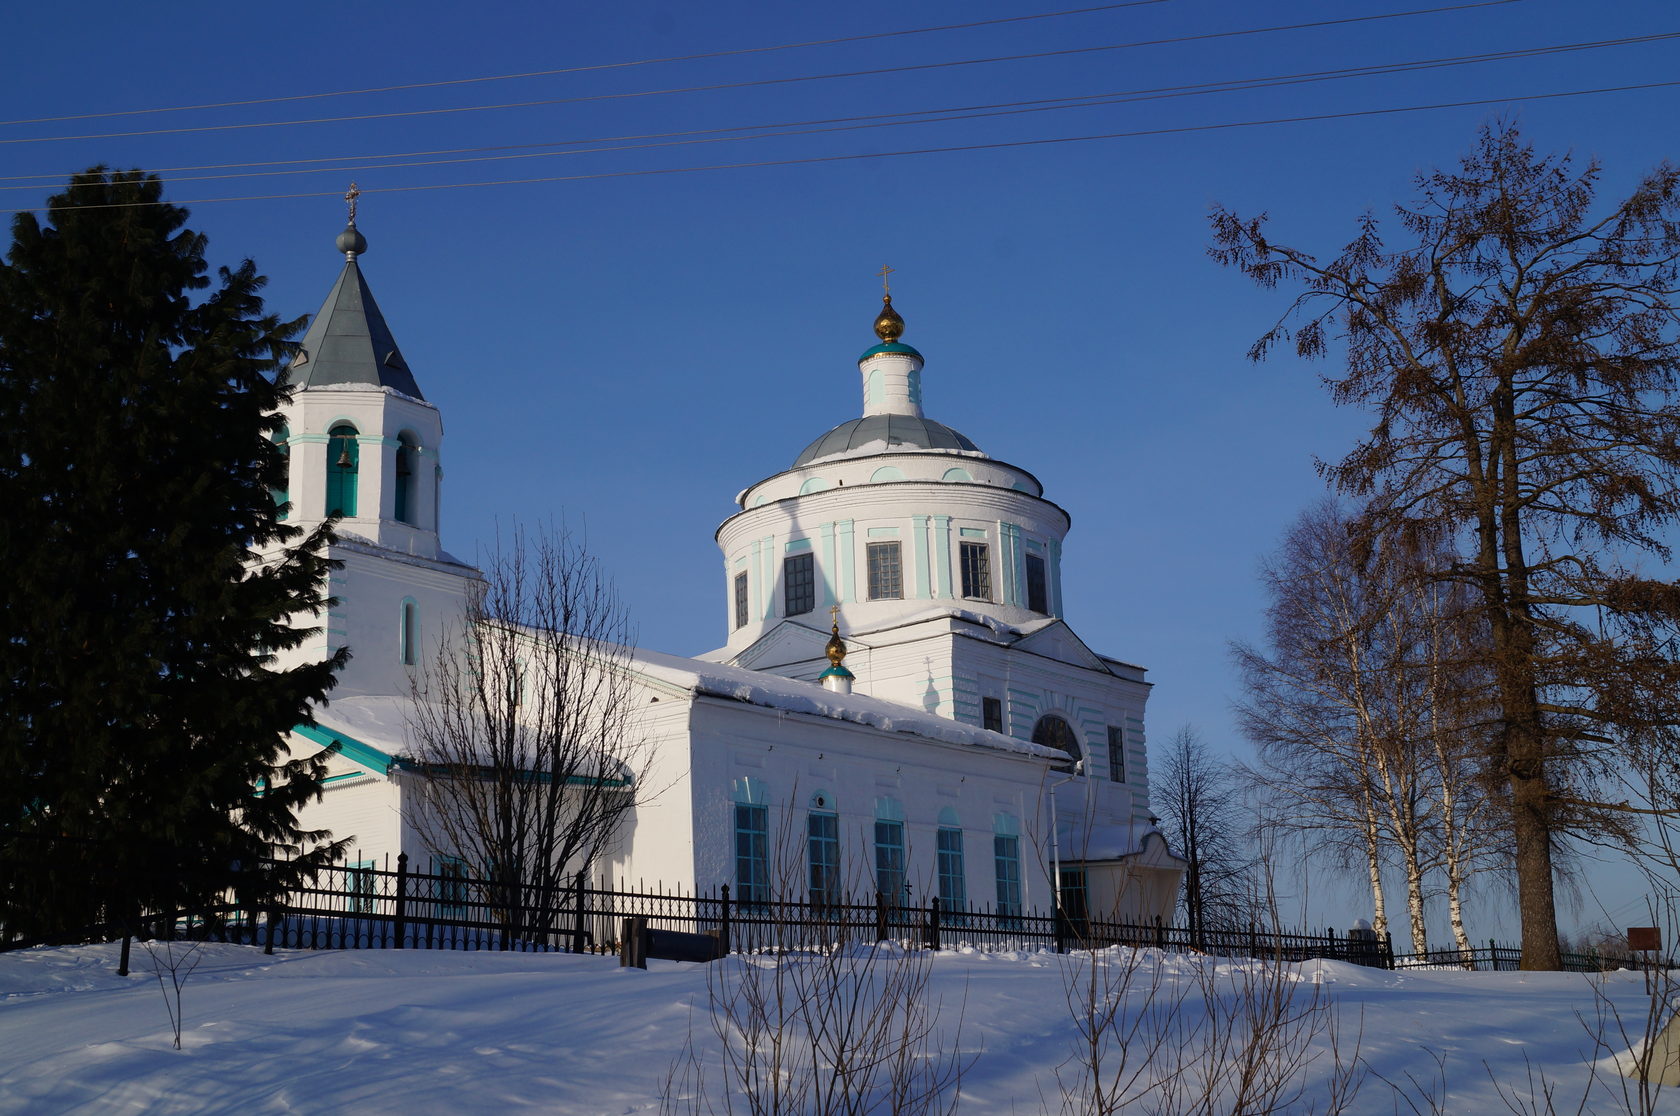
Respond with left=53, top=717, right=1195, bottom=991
left=400, top=599, right=419, bottom=666
left=394, top=434, right=419, bottom=525
left=326, top=423, right=359, bottom=517
left=273, top=424, right=290, bottom=520
left=735, top=802, right=768, bottom=904
left=994, top=833, right=1022, bottom=919
left=808, top=809, right=840, bottom=909
left=875, top=819, right=905, bottom=905
left=347, top=859, right=377, bottom=915
left=937, top=826, right=966, bottom=913
left=432, top=856, right=468, bottom=918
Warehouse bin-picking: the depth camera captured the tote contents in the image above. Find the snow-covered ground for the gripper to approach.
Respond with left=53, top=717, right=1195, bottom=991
left=0, top=941, right=1671, bottom=1114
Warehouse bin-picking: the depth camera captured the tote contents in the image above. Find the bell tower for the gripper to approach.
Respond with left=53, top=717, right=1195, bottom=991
left=270, top=190, right=479, bottom=698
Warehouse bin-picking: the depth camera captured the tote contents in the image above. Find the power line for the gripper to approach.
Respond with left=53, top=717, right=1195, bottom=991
left=9, top=76, right=1673, bottom=216
left=0, top=2, right=1175, bottom=128
left=4, top=30, right=1665, bottom=193
left=0, top=1, right=1525, bottom=147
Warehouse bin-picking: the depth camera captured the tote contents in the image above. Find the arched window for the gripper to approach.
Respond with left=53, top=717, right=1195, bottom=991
left=808, top=790, right=840, bottom=909
left=1032, top=713, right=1082, bottom=766
left=326, top=423, right=359, bottom=517
left=733, top=778, right=769, bottom=905
left=875, top=797, right=906, bottom=904
left=798, top=477, right=830, bottom=495
left=272, top=424, right=290, bottom=520
left=394, top=434, right=420, bottom=525
left=870, top=465, right=905, bottom=483
left=941, top=467, right=973, bottom=483
left=936, top=807, right=967, bottom=914
left=399, top=598, right=419, bottom=666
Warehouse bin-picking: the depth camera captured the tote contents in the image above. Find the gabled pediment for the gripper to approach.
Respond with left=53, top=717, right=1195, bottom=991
left=1011, top=619, right=1110, bottom=673
left=720, top=619, right=833, bottom=675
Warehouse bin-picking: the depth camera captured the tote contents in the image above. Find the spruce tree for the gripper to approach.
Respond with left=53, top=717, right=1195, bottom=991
left=0, top=169, right=346, bottom=942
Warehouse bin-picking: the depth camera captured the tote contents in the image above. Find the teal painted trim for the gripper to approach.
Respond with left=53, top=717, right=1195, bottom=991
left=785, top=537, right=813, bottom=553
left=748, top=539, right=762, bottom=621
left=320, top=770, right=374, bottom=787
left=819, top=664, right=855, bottom=680
left=933, top=514, right=952, bottom=598
left=865, top=368, right=884, bottom=406
left=866, top=526, right=900, bottom=538
left=911, top=515, right=930, bottom=599
left=857, top=341, right=924, bottom=362
left=293, top=722, right=395, bottom=775
left=838, top=519, right=855, bottom=603
left=819, top=522, right=837, bottom=608
left=291, top=433, right=330, bottom=445
left=959, top=527, right=987, bottom=538
left=760, top=535, right=775, bottom=620
left=869, top=465, right=905, bottom=483
left=908, top=367, right=922, bottom=406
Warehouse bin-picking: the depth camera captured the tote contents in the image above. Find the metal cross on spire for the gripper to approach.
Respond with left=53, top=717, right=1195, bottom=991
left=878, top=263, right=895, bottom=297
left=345, top=182, right=361, bottom=224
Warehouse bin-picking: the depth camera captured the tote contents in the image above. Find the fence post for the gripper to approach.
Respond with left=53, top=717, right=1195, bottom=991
left=876, top=891, right=889, bottom=943
left=718, top=884, right=732, bottom=957
left=118, top=933, right=132, bottom=977
left=1382, top=930, right=1394, bottom=970
left=265, top=904, right=281, bottom=955
left=620, top=917, right=648, bottom=969
left=1054, top=905, right=1068, bottom=954
left=1248, top=922, right=1257, bottom=959
left=393, top=853, right=408, bottom=950
left=572, top=872, right=588, bottom=954
left=1489, top=938, right=1498, bottom=972
left=925, top=896, right=941, bottom=951
left=1154, top=915, right=1165, bottom=950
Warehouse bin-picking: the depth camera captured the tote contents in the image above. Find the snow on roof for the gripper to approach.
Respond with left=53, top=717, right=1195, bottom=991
left=626, top=645, right=1063, bottom=761
left=309, top=695, right=418, bottom=757
left=1054, top=821, right=1187, bottom=864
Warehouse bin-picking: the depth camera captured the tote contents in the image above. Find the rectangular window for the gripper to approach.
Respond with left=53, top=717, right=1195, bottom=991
left=875, top=819, right=906, bottom=904
left=867, top=542, right=903, bottom=600
left=784, top=552, right=815, bottom=616
left=808, top=811, right=840, bottom=908
left=735, top=803, right=768, bottom=904
left=982, top=696, right=1003, bottom=733
left=433, top=856, right=468, bottom=919
left=734, top=571, right=750, bottom=630
left=347, top=860, right=377, bottom=915
left=1025, top=553, right=1048, bottom=613
left=1058, top=866, right=1090, bottom=925
left=994, top=834, right=1022, bottom=918
left=959, top=541, right=992, bottom=600
left=1107, top=726, right=1126, bottom=783
left=936, top=827, right=967, bottom=913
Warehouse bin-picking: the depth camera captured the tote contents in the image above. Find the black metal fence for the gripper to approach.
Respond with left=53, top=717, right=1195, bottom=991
left=1, top=850, right=1632, bottom=974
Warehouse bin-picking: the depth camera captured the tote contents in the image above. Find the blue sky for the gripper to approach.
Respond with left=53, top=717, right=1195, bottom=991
left=6, top=0, right=1676, bottom=940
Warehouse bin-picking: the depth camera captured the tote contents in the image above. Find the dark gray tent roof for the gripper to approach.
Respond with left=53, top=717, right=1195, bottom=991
left=793, top=414, right=982, bottom=466
left=287, top=257, right=424, bottom=400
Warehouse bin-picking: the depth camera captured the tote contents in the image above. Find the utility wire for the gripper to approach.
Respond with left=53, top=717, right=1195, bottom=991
left=0, top=2, right=1176, bottom=127
left=0, top=1, right=1525, bottom=147
left=9, top=76, right=1672, bottom=215
left=4, top=30, right=1664, bottom=193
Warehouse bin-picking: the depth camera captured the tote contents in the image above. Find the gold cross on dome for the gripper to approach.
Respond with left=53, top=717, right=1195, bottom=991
left=830, top=604, right=841, bottom=624
left=878, top=263, right=895, bottom=296
left=345, top=182, right=361, bottom=223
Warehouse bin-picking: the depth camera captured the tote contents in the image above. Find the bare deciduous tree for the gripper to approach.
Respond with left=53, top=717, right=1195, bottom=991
left=1154, top=726, right=1261, bottom=940
left=1214, top=121, right=1680, bottom=968
left=406, top=523, right=646, bottom=941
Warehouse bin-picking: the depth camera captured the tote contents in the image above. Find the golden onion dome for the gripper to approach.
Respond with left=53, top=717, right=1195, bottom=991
left=873, top=295, right=905, bottom=343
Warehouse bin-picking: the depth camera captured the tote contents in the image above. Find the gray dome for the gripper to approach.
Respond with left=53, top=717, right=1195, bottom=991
left=794, top=414, right=982, bottom=466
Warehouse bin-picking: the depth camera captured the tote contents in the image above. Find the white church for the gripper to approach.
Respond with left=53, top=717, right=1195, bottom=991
left=272, top=215, right=1185, bottom=926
